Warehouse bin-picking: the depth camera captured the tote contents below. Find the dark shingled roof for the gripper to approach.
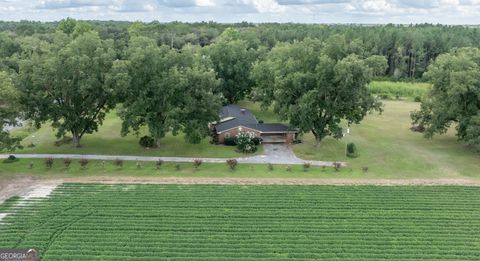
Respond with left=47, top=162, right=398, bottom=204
left=215, top=105, right=295, bottom=133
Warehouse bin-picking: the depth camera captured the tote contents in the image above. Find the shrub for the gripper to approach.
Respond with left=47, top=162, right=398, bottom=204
left=63, top=158, right=72, bottom=168
left=286, top=165, right=292, bottom=172
left=226, top=159, right=238, bottom=170
left=136, top=162, right=142, bottom=169
left=268, top=163, right=274, bottom=171
left=45, top=157, right=54, bottom=169
left=79, top=159, right=89, bottom=169
left=156, top=159, right=163, bottom=169
left=362, top=166, right=369, bottom=173
left=303, top=162, right=311, bottom=172
left=224, top=137, right=236, bottom=146
left=414, top=96, right=422, bottom=102
left=114, top=158, right=123, bottom=168
left=193, top=159, right=203, bottom=169
left=346, top=143, right=359, bottom=158
left=252, top=137, right=262, bottom=146
left=3, top=155, right=18, bottom=164
left=29, top=161, right=34, bottom=169
left=139, top=136, right=155, bottom=148
left=175, top=164, right=181, bottom=171
left=235, top=132, right=257, bottom=153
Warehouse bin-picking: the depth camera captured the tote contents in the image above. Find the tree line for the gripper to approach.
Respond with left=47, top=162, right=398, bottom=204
left=1, top=19, right=479, bottom=150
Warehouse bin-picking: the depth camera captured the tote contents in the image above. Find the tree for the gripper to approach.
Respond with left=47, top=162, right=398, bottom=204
left=17, top=31, right=118, bottom=147
left=252, top=38, right=382, bottom=146
left=118, top=37, right=222, bottom=146
left=411, top=48, right=480, bottom=146
left=203, top=28, right=257, bottom=104
left=365, top=55, right=388, bottom=77
left=0, top=71, right=21, bottom=151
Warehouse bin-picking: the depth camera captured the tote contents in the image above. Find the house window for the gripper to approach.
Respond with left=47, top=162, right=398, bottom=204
left=224, top=132, right=231, bottom=138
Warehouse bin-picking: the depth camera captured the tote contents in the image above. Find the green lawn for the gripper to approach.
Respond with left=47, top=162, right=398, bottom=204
left=1, top=184, right=479, bottom=260
left=12, top=112, right=262, bottom=158
left=293, top=100, right=480, bottom=178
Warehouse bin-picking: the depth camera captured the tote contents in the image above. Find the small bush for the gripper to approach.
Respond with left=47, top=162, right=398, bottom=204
left=175, top=164, right=181, bottom=171
left=193, top=159, right=203, bottom=169
left=139, top=136, right=155, bottom=148
left=63, top=158, right=72, bottom=168
left=414, top=96, right=422, bottom=102
left=136, top=162, right=142, bottom=169
left=286, top=165, right=292, bottom=172
left=29, top=161, right=34, bottom=169
left=362, top=166, right=369, bottom=173
left=236, top=132, right=257, bottom=153
left=114, top=158, right=123, bottom=168
left=45, top=157, right=54, bottom=169
left=303, top=162, right=311, bottom=172
left=224, top=137, right=236, bottom=146
left=268, top=163, right=274, bottom=171
left=156, top=159, right=163, bottom=169
left=252, top=137, right=262, bottom=146
left=226, top=159, right=238, bottom=170
left=346, top=143, right=359, bottom=158
left=79, top=159, right=89, bottom=169
left=3, top=155, right=18, bottom=164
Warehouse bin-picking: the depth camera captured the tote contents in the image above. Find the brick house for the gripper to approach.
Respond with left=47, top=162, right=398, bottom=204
left=212, top=105, right=298, bottom=144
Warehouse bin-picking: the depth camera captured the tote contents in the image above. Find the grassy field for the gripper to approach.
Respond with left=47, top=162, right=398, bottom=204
left=368, top=81, right=431, bottom=99
left=1, top=184, right=479, bottom=260
left=12, top=112, right=261, bottom=158
left=293, top=100, right=480, bottom=179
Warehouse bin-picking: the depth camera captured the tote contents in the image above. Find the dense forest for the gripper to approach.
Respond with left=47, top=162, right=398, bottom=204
left=2, top=20, right=480, bottom=79
left=1, top=20, right=479, bottom=150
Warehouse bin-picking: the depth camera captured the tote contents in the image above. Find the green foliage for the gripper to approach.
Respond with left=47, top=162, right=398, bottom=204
left=252, top=38, right=382, bottom=146
left=119, top=37, right=222, bottom=147
left=204, top=28, right=257, bottom=104
left=2, top=155, right=18, bottom=164
left=223, top=137, right=236, bottom=146
left=1, top=185, right=479, bottom=260
left=235, top=132, right=257, bottom=153
left=139, top=136, right=155, bottom=148
left=226, top=159, right=238, bottom=170
left=412, top=48, right=480, bottom=146
left=369, top=81, right=430, bottom=99
left=44, top=157, right=53, bottom=169
left=346, top=142, right=359, bottom=158
left=0, top=71, right=21, bottom=152
left=17, top=31, right=119, bottom=148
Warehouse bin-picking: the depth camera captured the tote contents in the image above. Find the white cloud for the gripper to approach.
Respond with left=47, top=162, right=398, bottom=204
left=0, top=0, right=479, bottom=24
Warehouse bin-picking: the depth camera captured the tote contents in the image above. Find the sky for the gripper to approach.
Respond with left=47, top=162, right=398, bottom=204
left=0, top=0, right=479, bottom=24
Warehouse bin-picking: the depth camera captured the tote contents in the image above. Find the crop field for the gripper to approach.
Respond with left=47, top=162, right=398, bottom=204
left=1, top=184, right=479, bottom=260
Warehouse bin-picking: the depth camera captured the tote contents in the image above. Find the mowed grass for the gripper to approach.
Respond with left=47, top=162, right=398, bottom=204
left=368, top=81, right=431, bottom=99
left=12, top=112, right=261, bottom=158
left=293, top=100, right=480, bottom=178
left=1, top=184, right=479, bottom=260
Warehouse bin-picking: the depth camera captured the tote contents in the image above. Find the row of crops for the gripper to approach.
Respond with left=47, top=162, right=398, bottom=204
left=1, top=184, right=479, bottom=260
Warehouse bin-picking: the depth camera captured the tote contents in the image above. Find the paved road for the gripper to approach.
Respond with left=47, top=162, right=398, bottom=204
left=1, top=144, right=344, bottom=167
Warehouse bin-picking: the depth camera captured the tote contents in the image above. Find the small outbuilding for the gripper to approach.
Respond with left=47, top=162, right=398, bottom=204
left=211, top=105, right=298, bottom=144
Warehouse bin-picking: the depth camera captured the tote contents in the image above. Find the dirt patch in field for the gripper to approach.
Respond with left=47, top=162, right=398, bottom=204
left=1, top=176, right=480, bottom=205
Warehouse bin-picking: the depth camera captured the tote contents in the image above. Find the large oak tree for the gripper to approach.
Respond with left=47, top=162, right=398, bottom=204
left=17, top=31, right=119, bottom=148
left=0, top=71, right=21, bottom=151
left=252, top=38, right=383, bottom=146
left=117, top=37, right=222, bottom=146
left=411, top=47, right=480, bottom=146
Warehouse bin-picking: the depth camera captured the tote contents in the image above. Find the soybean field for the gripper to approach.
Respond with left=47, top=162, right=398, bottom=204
left=1, top=184, right=479, bottom=260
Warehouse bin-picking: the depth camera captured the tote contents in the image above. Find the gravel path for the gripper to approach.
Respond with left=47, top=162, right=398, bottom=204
left=1, top=144, right=343, bottom=167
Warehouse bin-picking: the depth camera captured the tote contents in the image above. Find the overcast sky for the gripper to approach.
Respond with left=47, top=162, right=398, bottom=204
left=0, top=0, right=479, bottom=24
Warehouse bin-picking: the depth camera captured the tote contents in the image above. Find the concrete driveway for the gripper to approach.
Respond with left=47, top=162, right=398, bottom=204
left=238, top=144, right=303, bottom=165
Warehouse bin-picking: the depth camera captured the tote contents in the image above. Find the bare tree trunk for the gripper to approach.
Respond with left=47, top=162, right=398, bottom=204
left=155, top=138, right=161, bottom=148
left=72, top=133, right=81, bottom=148
left=314, top=136, right=321, bottom=148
